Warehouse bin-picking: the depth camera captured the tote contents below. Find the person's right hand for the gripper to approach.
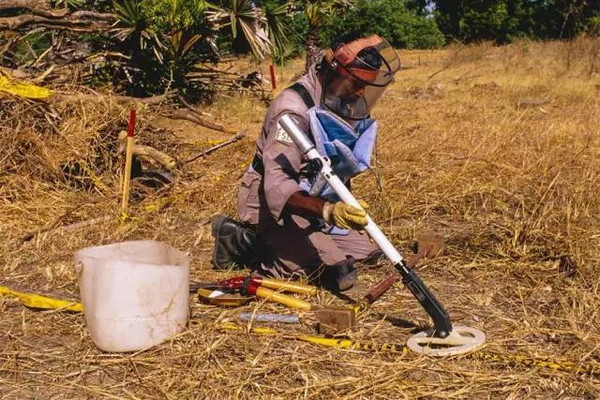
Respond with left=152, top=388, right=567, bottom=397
left=322, top=201, right=369, bottom=231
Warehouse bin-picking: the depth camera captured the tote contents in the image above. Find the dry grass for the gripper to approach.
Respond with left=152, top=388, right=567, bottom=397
left=1, top=37, right=600, bottom=398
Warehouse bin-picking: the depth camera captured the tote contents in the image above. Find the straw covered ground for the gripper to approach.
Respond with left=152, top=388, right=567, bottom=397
left=1, top=38, right=600, bottom=398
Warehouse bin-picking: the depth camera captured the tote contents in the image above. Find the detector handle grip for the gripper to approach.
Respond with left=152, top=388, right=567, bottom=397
left=395, top=261, right=452, bottom=336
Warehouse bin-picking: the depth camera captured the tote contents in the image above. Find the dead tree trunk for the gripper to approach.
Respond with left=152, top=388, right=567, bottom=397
left=0, top=1, right=116, bottom=32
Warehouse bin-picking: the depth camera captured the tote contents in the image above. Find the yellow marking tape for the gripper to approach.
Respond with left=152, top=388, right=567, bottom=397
left=2, top=290, right=598, bottom=376
left=142, top=196, right=175, bottom=212
left=470, top=350, right=600, bottom=375
left=0, top=73, right=52, bottom=99
left=0, top=286, right=82, bottom=312
left=220, top=323, right=599, bottom=376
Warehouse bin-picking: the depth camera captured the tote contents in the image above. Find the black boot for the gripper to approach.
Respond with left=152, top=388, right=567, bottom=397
left=319, top=257, right=357, bottom=292
left=211, top=215, right=260, bottom=270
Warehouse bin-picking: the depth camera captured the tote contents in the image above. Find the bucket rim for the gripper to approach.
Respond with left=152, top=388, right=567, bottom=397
left=74, top=240, right=189, bottom=268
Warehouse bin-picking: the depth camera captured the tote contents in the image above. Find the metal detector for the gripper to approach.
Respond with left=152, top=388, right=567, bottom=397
left=279, top=114, right=486, bottom=356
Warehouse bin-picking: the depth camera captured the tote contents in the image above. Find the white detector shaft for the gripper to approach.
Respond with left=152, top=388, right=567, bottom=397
left=279, top=115, right=403, bottom=265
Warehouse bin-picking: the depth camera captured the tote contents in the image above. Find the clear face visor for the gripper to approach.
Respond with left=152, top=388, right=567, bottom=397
left=322, top=35, right=401, bottom=121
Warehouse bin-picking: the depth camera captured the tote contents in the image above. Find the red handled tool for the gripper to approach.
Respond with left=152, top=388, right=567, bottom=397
left=191, top=275, right=314, bottom=311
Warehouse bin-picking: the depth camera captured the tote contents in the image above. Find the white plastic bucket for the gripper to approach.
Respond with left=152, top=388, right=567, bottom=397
left=75, top=240, right=189, bottom=352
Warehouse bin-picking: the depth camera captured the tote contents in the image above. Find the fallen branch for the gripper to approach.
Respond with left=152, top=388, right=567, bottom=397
left=168, top=108, right=229, bottom=133
left=118, top=130, right=177, bottom=170
left=32, top=64, right=55, bottom=82
left=0, top=9, right=116, bottom=31
left=0, top=0, right=65, bottom=17
left=18, top=205, right=77, bottom=243
left=517, top=98, right=550, bottom=108
left=19, top=215, right=111, bottom=244
left=183, top=131, right=245, bottom=165
left=52, top=90, right=178, bottom=105
left=48, top=215, right=112, bottom=235
left=177, top=95, right=214, bottom=117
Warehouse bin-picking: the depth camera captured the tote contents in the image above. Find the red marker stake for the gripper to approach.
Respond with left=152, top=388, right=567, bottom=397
left=269, top=64, right=276, bottom=90
left=121, top=109, right=136, bottom=215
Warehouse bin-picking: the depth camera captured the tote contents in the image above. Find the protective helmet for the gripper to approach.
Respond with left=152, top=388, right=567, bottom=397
left=320, top=34, right=401, bottom=120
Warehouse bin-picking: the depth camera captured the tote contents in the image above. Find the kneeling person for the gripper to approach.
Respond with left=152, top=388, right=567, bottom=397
left=213, top=33, right=400, bottom=292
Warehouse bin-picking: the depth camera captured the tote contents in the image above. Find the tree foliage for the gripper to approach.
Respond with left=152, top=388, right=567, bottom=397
left=320, top=0, right=444, bottom=49
left=292, top=0, right=356, bottom=72
left=3, top=0, right=599, bottom=98
left=433, top=0, right=600, bottom=43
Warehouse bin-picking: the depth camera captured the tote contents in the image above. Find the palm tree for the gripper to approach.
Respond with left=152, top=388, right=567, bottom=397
left=262, top=1, right=291, bottom=59
left=207, top=0, right=272, bottom=61
left=296, top=0, right=354, bottom=73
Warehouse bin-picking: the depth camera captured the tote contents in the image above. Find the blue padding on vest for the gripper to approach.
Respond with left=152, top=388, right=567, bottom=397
left=307, top=107, right=377, bottom=192
left=332, top=138, right=360, bottom=177
left=323, top=142, right=338, bottom=159
left=300, top=107, right=377, bottom=235
left=299, top=106, right=377, bottom=211
left=355, top=117, right=376, bottom=134
left=314, top=110, right=358, bottom=149
left=353, top=121, right=377, bottom=170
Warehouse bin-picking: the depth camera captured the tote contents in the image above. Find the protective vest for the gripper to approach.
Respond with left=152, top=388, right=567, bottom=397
left=299, top=106, right=378, bottom=202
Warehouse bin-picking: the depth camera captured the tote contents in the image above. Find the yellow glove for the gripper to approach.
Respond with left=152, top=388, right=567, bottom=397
left=322, top=201, right=369, bottom=231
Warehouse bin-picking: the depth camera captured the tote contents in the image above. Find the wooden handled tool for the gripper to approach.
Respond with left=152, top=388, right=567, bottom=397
left=120, top=109, right=136, bottom=214
left=364, top=231, right=445, bottom=304
left=250, top=286, right=355, bottom=332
